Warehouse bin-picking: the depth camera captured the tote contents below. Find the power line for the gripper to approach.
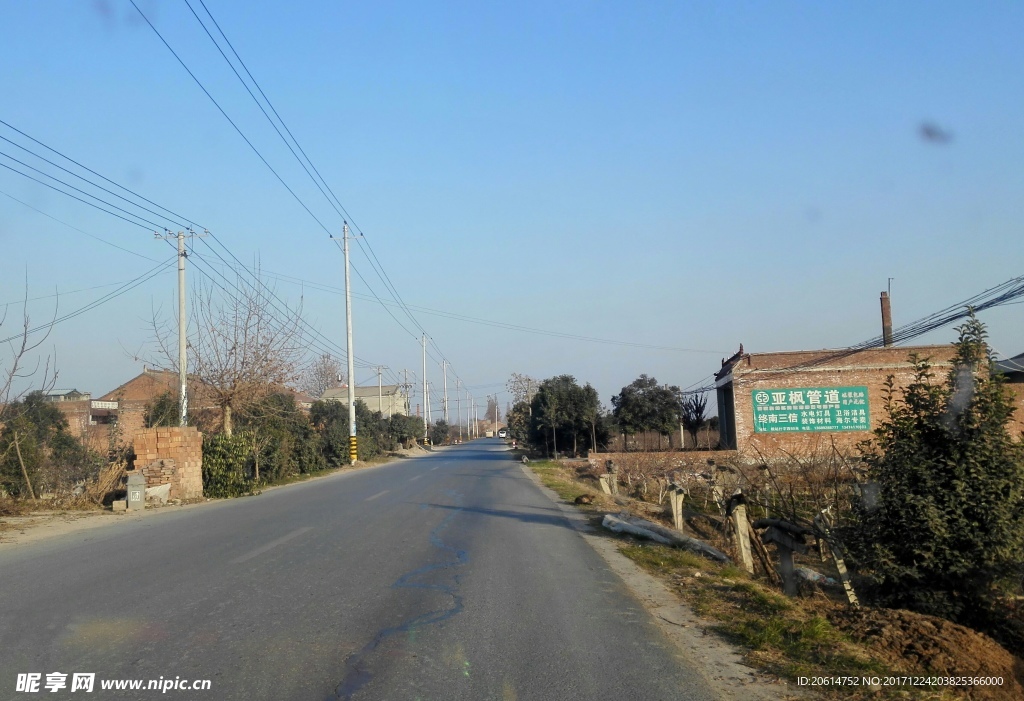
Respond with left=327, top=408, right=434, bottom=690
left=0, top=257, right=175, bottom=345
left=0, top=187, right=158, bottom=262
left=0, top=131, right=191, bottom=230
left=0, top=118, right=199, bottom=227
left=172, top=1, right=472, bottom=393
left=129, top=0, right=333, bottom=237
left=217, top=263, right=724, bottom=353
left=189, top=0, right=358, bottom=227
left=683, top=274, right=1024, bottom=394
left=0, top=149, right=169, bottom=230
left=0, top=159, right=160, bottom=232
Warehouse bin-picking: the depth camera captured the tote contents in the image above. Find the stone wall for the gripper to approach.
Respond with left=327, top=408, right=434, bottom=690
left=131, top=426, right=203, bottom=500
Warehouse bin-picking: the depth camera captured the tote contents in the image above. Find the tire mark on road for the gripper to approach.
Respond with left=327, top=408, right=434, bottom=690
left=326, top=491, right=468, bottom=700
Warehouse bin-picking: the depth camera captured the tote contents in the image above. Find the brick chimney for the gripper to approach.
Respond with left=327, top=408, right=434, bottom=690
left=880, top=292, right=893, bottom=347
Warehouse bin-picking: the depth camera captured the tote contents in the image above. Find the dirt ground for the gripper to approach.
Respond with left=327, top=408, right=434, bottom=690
left=828, top=607, right=1024, bottom=701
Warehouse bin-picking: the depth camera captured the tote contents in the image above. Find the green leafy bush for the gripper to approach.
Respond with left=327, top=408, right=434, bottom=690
left=846, top=314, right=1024, bottom=640
left=201, top=433, right=251, bottom=498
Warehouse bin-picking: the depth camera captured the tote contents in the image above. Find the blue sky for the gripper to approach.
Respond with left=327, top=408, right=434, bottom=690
left=1, top=0, right=1022, bottom=417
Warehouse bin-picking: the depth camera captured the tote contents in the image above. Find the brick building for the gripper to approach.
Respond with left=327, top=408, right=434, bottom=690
left=321, top=384, right=410, bottom=416
left=52, top=367, right=206, bottom=451
left=714, top=344, right=964, bottom=460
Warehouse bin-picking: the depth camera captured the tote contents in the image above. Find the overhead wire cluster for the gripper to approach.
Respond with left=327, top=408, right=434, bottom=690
left=679, top=275, right=1024, bottom=396
left=137, top=0, right=489, bottom=411
left=0, top=119, right=384, bottom=378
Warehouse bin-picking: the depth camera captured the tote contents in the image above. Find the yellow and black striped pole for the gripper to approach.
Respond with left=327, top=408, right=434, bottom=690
left=348, top=436, right=358, bottom=464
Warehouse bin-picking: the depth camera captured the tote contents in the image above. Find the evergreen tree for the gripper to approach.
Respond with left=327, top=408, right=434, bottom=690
left=848, top=314, right=1024, bottom=637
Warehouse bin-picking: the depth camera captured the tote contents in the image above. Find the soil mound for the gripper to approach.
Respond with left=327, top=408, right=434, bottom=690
left=829, top=606, right=1024, bottom=701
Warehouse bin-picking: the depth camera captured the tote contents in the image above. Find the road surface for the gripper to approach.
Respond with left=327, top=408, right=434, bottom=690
left=1, top=440, right=717, bottom=700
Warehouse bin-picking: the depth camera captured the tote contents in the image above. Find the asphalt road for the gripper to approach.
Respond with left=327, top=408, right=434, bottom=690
left=0, top=439, right=717, bottom=700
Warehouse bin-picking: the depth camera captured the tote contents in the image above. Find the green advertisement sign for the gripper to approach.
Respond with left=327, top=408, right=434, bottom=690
left=751, top=386, right=869, bottom=433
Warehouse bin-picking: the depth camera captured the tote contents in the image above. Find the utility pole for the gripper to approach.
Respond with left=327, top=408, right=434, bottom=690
left=442, top=360, right=449, bottom=424
left=456, top=379, right=462, bottom=442
left=375, top=366, right=384, bottom=416
left=421, top=335, right=428, bottom=443
left=343, top=222, right=357, bottom=464
left=403, top=369, right=410, bottom=415
left=493, top=393, right=499, bottom=432
left=155, top=228, right=204, bottom=426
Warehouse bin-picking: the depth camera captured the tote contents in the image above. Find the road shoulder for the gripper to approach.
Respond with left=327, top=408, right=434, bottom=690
left=518, top=458, right=803, bottom=701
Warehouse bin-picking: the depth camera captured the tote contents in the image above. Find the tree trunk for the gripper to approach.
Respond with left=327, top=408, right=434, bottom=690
left=552, top=426, right=558, bottom=457
left=591, top=422, right=597, bottom=453
left=573, top=431, right=577, bottom=457
left=13, top=431, right=36, bottom=500
left=223, top=403, right=233, bottom=437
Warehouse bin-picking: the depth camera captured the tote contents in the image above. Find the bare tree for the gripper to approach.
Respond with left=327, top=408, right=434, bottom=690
left=299, top=354, right=343, bottom=398
left=1, top=281, right=59, bottom=499
left=151, top=272, right=305, bottom=436
left=1, top=284, right=57, bottom=416
left=506, top=373, right=539, bottom=406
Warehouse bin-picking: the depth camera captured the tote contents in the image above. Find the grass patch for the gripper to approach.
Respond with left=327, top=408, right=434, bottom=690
left=528, top=461, right=591, bottom=504
left=620, top=542, right=916, bottom=698
left=620, top=544, right=704, bottom=575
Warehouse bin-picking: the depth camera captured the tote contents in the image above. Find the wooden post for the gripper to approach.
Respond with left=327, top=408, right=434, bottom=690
left=731, top=503, right=754, bottom=574
left=669, top=488, right=685, bottom=532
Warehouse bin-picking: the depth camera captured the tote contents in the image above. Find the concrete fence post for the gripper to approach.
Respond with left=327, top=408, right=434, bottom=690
left=731, top=502, right=754, bottom=574
left=606, top=460, right=619, bottom=496
left=669, top=488, right=685, bottom=532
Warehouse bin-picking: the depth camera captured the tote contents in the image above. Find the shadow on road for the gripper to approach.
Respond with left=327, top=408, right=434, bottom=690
left=420, top=502, right=576, bottom=530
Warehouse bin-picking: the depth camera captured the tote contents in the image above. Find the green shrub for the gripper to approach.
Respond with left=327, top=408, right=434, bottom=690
left=846, top=313, right=1024, bottom=635
left=202, top=433, right=252, bottom=498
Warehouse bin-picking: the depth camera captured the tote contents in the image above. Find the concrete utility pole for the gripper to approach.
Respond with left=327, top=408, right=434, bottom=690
left=375, top=366, right=384, bottom=416
left=343, top=222, right=357, bottom=464
left=456, top=379, right=462, bottom=441
left=421, top=335, right=428, bottom=443
left=155, top=228, right=204, bottom=426
left=176, top=231, right=188, bottom=427
left=403, top=369, right=410, bottom=415
left=442, top=360, right=449, bottom=424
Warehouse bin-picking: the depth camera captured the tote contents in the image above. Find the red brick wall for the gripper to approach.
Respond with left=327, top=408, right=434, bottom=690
left=131, top=426, right=203, bottom=500
left=1007, top=383, right=1024, bottom=438
left=725, top=345, right=959, bottom=459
